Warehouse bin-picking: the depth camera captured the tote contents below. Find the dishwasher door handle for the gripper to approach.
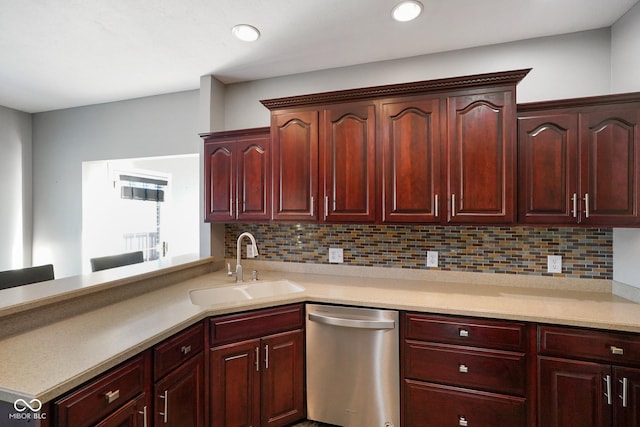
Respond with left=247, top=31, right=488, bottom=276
left=308, top=312, right=395, bottom=329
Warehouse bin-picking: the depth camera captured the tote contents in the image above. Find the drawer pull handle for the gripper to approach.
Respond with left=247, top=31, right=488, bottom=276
left=610, top=346, right=624, bottom=356
left=181, top=345, right=191, bottom=355
left=459, top=364, right=469, bottom=373
left=105, top=390, right=120, bottom=404
left=604, top=375, right=612, bottom=405
left=159, top=390, right=168, bottom=423
left=459, top=416, right=468, bottom=426
left=620, top=377, right=629, bottom=408
left=459, top=329, right=469, bottom=338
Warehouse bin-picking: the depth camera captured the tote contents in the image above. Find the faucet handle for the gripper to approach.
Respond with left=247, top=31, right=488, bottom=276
left=227, top=262, right=234, bottom=277
left=252, top=270, right=258, bottom=281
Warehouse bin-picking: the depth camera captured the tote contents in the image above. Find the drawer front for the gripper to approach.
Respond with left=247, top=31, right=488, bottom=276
left=405, top=313, right=526, bottom=351
left=55, top=354, right=148, bottom=427
left=154, top=322, right=204, bottom=380
left=405, top=341, right=526, bottom=396
left=539, top=325, right=640, bottom=365
left=404, top=379, right=526, bottom=427
left=210, top=304, right=304, bottom=345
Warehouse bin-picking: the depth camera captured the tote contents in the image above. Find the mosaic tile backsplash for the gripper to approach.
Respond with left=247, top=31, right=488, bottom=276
left=225, top=224, right=612, bottom=280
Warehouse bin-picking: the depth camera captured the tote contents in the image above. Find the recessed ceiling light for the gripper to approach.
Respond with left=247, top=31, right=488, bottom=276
left=231, top=24, right=261, bottom=42
left=392, top=1, right=423, bottom=22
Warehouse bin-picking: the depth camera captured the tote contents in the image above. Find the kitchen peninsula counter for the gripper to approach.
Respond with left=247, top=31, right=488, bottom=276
left=0, top=258, right=639, bottom=404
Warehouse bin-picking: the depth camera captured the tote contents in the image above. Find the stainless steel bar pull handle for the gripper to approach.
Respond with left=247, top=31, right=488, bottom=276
left=459, top=364, right=469, bottom=373
left=181, top=345, right=191, bottom=355
left=255, top=346, right=260, bottom=372
left=459, top=416, right=468, bottom=426
left=308, top=312, right=395, bottom=329
left=265, top=344, right=269, bottom=369
left=435, top=194, right=439, bottom=217
left=584, top=193, right=590, bottom=218
left=620, top=377, right=629, bottom=408
left=325, top=196, right=329, bottom=218
left=459, top=329, right=469, bottom=338
left=571, top=193, right=578, bottom=218
left=138, top=406, right=148, bottom=427
left=230, top=197, right=233, bottom=217
left=159, top=390, right=168, bottom=423
left=451, top=194, right=456, bottom=217
left=310, top=196, right=315, bottom=214
left=604, top=375, right=612, bottom=405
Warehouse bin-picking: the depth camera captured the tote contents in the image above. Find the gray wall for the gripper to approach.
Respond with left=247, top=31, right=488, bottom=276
left=222, top=29, right=612, bottom=130
left=611, top=2, right=640, bottom=289
left=32, top=90, right=203, bottom=277
left=0, top=106, right=32, bottom=271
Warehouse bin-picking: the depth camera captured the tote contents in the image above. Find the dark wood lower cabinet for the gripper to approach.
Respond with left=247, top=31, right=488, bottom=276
left=210, top=330, right=305, bottom=427
left=404, top=380, right=525, bottom=427
left=539, top=358, right=640, bottom=427
left=615, top=367, right=640, bottom=427
left=538, top=357, right=611, bottom=427
left=261, top=330, right=305, bottom=427
left=154, top=353, right=204, bottom=427
left=210, top=338, right=262, bottom=427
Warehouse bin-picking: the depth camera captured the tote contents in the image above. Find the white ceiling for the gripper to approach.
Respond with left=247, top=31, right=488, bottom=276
left=1, top=0, right=638, bottom=113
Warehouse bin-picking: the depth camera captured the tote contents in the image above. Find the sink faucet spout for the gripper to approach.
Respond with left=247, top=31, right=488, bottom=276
left=234, top=232, right=259, bottom=283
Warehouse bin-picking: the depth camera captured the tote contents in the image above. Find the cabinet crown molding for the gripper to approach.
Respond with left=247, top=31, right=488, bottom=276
left=260, top=68, right=531, bottom=110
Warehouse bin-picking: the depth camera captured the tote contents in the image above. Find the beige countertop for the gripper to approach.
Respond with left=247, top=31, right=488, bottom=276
left=0, top=258, right=639, bottom=405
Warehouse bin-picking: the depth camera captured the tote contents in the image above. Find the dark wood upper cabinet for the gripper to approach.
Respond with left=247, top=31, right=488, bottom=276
left=518, top=96, right=640, bottom=226
left=518, top=113, right=579, bottom=224
left=381, top=96, right=443, bottom=223
left=447, top=88, right=517, bottom=224
left=321, top=102, right=376, bottom=222
left=204, top=141, right=234, bottom=221
left=202, top=128, right=270, bottom=222
left=262, top=69, right=530, bottom=226
left=580, top=106, right=639, bottom=225
left=271, top=110, right=319, bottom=221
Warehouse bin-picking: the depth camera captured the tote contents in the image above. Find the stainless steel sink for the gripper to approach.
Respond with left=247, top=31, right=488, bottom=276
left=189, top=280, right=304, bottom=306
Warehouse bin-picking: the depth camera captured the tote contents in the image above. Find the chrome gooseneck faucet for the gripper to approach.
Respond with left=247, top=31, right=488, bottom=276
left=228, top=232, right=259, bottom=283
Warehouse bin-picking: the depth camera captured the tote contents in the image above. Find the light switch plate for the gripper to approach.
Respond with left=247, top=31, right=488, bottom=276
left=329, top=248, right=344, bottom=263
left=547, top=255, right=562, bottom=273
left=426, top=251, right=438, bottom=268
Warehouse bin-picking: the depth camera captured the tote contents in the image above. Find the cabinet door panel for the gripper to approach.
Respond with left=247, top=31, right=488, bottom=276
left=538, top=357, right=611, bottom=427
left=155, top=354, right=204, bottom=427
left=322, top=103, right=376, bottom=222
left=580, top=106, right=640, bottom=225
left=272, top=111, right=319, bottom=220
left=381, top=97, right=442, bottom=223
left=211, top=339, right=261, bottom=427
left=237, top=136, right=270, bottom=220
left=261, top=330, right=305, bottom=427
left=615, top=367, right=640, bottom=427
left=518, top=114, right=579, bottom=223
left=205, top=142, right=235, bottom=221
left=448, top=90, right=516, bottom=223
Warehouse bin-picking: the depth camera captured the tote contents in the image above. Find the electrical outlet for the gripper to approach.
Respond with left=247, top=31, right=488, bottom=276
left=427, top=251, right=438, bottom=268
left=246, top=244, right=256, bottom=258
left=329, top=248, right=344, bottom=263
left=547, top=255, right=562, bottom=273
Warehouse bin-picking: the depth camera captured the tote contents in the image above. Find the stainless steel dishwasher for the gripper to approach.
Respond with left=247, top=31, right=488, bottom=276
left=306, top=303, right=399, bottom=427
